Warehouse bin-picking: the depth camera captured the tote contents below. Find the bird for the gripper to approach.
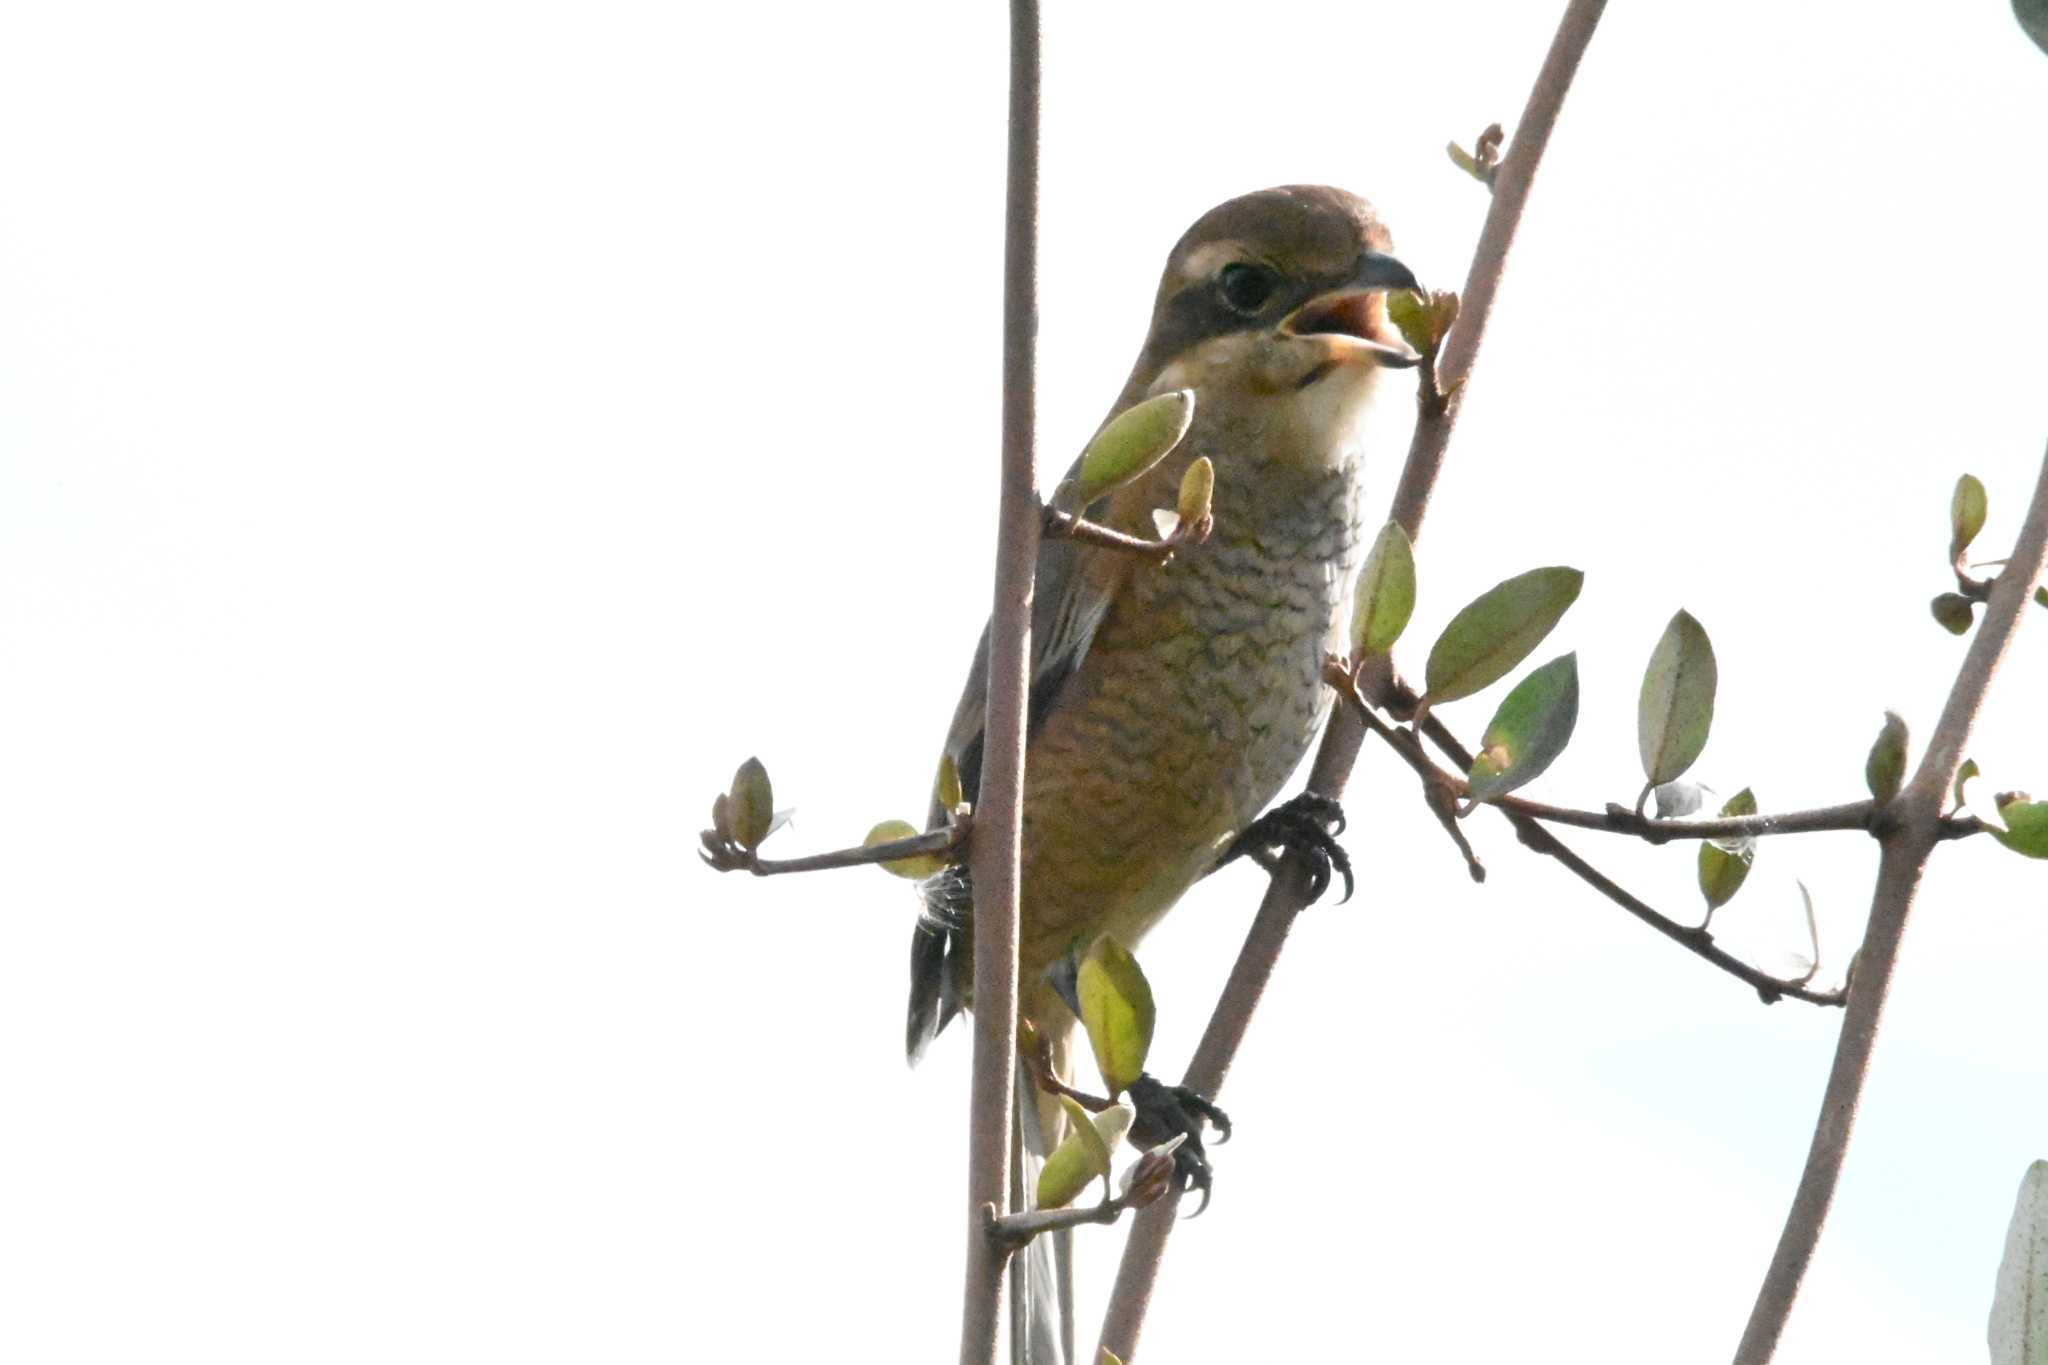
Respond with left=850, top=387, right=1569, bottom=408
left=907, top=184, right=1418, bottom=1363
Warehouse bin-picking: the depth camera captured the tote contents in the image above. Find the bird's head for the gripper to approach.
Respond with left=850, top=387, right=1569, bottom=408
left=1128, top=185, right=1419, bottom=459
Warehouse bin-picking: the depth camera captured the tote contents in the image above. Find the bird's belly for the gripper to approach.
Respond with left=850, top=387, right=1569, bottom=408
left=1014, top=573, right=1339, bottom=980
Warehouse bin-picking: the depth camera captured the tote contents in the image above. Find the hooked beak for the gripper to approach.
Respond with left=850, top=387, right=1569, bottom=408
left=1280, top=250, right=1423, bottom=369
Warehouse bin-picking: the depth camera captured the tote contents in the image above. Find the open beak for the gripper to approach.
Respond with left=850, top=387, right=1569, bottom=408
left=1280, top=250, right=1423, bottom=369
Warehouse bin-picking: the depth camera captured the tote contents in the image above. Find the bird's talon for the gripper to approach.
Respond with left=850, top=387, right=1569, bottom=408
left=1128, top=1074, right=1231, bottom=1208
left=1214, top=792, right=1353, bottom=904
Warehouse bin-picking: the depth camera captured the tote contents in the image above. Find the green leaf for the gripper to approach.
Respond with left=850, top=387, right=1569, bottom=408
left=864, top=819, right=946, bottom=879
left=1990, top=1160, right=2048, bottom=1364
left=1423, top=567, right=1584, bottom=707
left=1064, top=1095, right=1110, bottom=1173
left=1698, top=787, right=1758, bottom=913
left=936, top=754, right=965, bottom=813
left=727, top=757, right=774, bottom=850
left=1466, top=653, right=1580, bottom=801
left=1931, top=592, right=1976, bottom=635
left=1037, top=1099, right=1107, bottom=1210
left=1428, top=291, right=1461, bottom=345
left=1637, top=610, right=1718, bottom=787
left=1951, top=473, right=1989, bottom=563
left=1387, top=291, right=1432, bottom=355
left=1386, top=290, right=1460, bottom=357
left=1177, top=456, right=1215, bottom=526
left=1069, top=390, right=1195, bottom=507
left=1035, top=1099, right=1135, bottom=1210
left=1090, top=1102, right=1134, bottom=1149
left=1993, top=797, right=2048, bottom=859
left=1956, top=758, right=1982, bottom=812
left=1350, top=521, right=1417, bottom=656
left=1864, top=711, right=1909, bottom=807
left=2035, top=585, right=2047, bottom=610
left=1960, top=764, right=2010, bottom=833
left=1077, top=936, right=1156, bottom=1096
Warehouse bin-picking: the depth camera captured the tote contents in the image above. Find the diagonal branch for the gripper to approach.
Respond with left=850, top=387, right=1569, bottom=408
left=1095, top=4, right=1610, bottom=1358
left=1733, top=439, right=2048, bottom=1365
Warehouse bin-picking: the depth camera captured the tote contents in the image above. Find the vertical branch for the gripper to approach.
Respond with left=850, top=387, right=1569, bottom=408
left=1095, top=3, right=1608, bottom=1359
left=958, top=4, right=1040, bottom=1364
left=1733, top=441, right=2048, bottom=1364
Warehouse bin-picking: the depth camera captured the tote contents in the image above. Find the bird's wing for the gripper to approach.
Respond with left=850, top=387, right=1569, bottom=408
left=924, top=514, right=1117, bottom=828
left=906, top=449, right=1129, bottom=1062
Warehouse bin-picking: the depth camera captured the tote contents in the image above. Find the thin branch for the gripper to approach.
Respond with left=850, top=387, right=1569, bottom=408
left=1501, top=795, right=1882, bottom=842
left=698, top=824, right=965, bottom=876
left=1095, top=5, right=1608, bottom=1358
left=1733, top=440, right=2048, bottom=1364
left=1506, top=810, right=1846, bottom=1008
left=992, top=1198, right=1129, bottom=1246
left=958, top=3, right=1038, bottom=1363
left=1333, top=659, right=1973, bottom=853
left=990, top=1136, right=1186, bottom=1250
left=1324, top=658, right=1485, bottom=879
left=1392, top=690, right=1847, bottom=1009
left=1041, top=503, right=1210, bottom=566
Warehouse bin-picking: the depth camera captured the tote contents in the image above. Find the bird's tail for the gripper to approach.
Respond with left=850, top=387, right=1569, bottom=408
left=907, top=865, right=972, bottom=1064
left=907, top=866, right=1070, bottom=1362
left=1009, top=1028, right=1073, bottom=1365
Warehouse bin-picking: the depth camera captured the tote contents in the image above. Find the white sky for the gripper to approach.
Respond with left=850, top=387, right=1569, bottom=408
left=4, top=2, right=2048, bottom=1361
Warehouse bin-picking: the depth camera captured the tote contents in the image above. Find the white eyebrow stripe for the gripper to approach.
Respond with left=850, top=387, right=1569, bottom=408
left=1173, top=239, right=1248, bottom=288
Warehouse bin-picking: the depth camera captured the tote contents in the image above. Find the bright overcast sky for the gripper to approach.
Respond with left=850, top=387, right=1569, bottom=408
left=4, top=2, right=2048, bottom=1362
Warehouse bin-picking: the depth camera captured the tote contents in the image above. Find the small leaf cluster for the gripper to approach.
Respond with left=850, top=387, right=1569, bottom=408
left=1345, top=527, right=1830, bottom=931
left=1387, top=289, right=1460, bottom=364
left=1917, top=469, right=2048, bottom=859
left=1445, top=122, right=1505, bottom=187
left=700, top=756, right=793, bottom=868
left=1348, top=532, right=1584, bottom=804
left=1931, top=472, right=2048, bottom=634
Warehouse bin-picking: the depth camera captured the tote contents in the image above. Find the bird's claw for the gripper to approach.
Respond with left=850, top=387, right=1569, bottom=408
left=1127, top=1073, right=1231, bottom=1215
left=1216, top=791, right=1353, bottom=903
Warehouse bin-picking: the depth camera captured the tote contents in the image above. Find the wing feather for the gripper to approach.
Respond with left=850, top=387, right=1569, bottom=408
left=906, top=454, right=1126, bottom=1061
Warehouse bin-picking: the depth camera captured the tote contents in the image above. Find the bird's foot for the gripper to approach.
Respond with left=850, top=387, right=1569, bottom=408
left=1127, top=1073, right=1231, bottom=1215
left=1213, top=791, right=1353, bottom=903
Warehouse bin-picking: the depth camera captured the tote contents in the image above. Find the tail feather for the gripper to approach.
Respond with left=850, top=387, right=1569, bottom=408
left=908, top=868, right=1068, bottom=1362
left=906, top=866, right=971, bottom=1064
left=1010, top=1058, right=1071, bottom=1365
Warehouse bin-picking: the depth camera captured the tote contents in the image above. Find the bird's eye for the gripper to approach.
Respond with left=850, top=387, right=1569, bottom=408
left=1217, top=262, right=1277, bottom=315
